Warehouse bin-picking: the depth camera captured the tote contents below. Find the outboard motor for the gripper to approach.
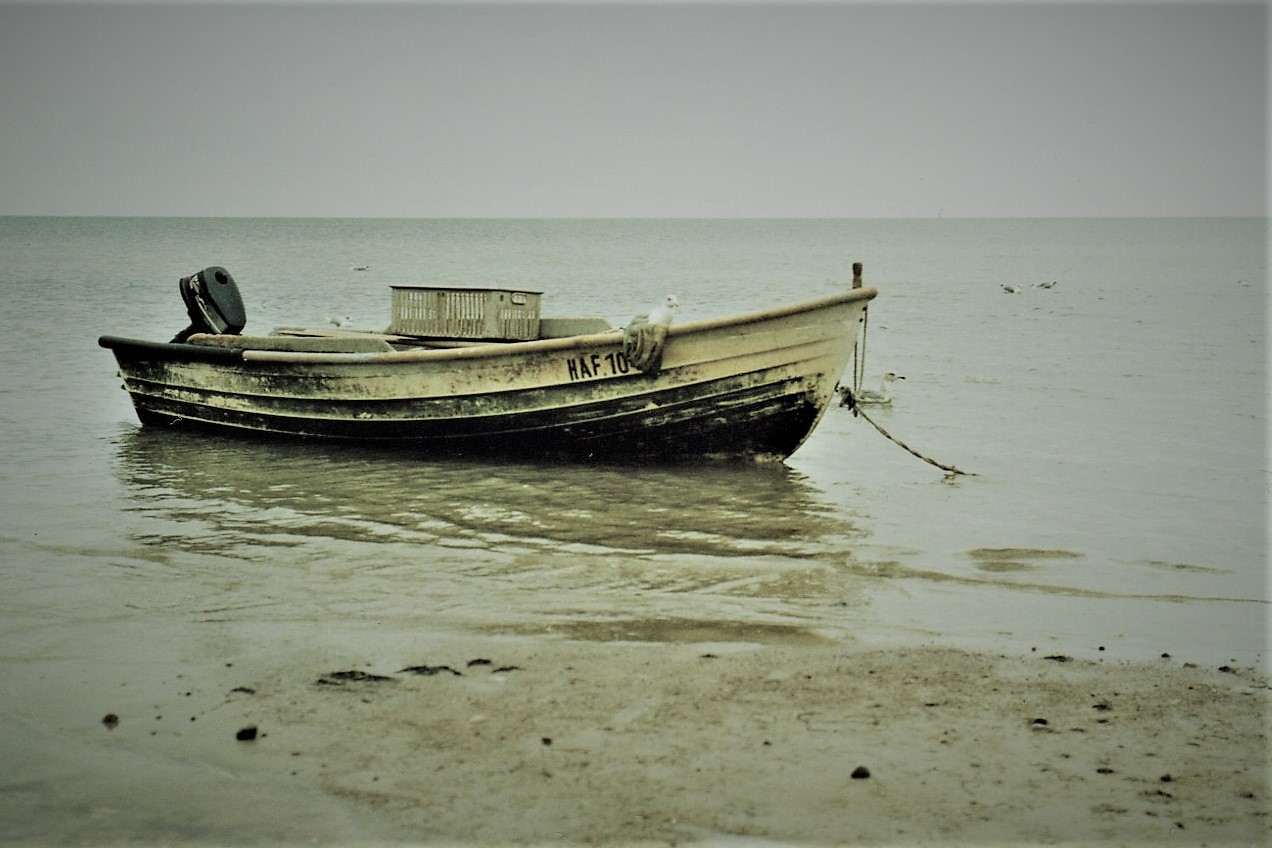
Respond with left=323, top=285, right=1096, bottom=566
left=171, top=266, right=246, bottom=343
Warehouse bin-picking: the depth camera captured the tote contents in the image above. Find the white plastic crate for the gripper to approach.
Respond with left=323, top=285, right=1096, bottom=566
left=388, top=286, right=541, bottom=340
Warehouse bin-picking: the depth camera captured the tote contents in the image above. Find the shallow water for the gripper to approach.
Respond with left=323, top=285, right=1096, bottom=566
left=2, top=217, right=1266, bottom=656
left=0, top=216, right=1266, bottom=839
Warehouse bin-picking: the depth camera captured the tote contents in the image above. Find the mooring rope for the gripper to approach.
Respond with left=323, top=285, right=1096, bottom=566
left=852, top=305, right=869, bottom=396
left=850, top=262, right=869, bottom=397
left=845, top=397, right=976, bottom=477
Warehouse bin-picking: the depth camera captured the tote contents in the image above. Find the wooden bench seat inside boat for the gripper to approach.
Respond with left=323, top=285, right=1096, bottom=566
left=186, top=333, right=395, bottom=353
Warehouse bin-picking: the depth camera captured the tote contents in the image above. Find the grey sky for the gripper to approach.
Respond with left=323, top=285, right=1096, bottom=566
left=0, top=1, right=1265, bottom=217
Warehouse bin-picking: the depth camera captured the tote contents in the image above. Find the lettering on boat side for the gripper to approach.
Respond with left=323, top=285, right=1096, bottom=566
left=566, top=351, right=633, bottom=381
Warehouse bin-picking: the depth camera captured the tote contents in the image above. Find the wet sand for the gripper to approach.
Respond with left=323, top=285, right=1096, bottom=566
left=21, top=631, right=1267, bottom=846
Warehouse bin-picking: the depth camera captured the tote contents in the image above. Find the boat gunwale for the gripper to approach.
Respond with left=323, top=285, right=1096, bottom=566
left=255, top=287, right=875, bottom=365
left=98, top=335, right=245, bottom=362
left=99, top=287, right=875, bottom=366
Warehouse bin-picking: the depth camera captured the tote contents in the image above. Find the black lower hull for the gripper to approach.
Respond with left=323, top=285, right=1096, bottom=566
left=128, top=372, right=827, bottom=461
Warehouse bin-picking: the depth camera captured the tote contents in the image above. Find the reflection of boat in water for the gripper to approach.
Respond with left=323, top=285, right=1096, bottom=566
left=113, top=427, right=862, bottom=559
left=99, top=266, right=877, bottom=462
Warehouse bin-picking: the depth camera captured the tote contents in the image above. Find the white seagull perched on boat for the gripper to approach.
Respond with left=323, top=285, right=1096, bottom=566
left=622, top=295, right=681, bottom=374
left=646, top=294, right=681, bottom=326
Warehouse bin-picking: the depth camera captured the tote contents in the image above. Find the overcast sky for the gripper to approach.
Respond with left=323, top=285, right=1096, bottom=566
left=0, top=1, right=1265, bottom=218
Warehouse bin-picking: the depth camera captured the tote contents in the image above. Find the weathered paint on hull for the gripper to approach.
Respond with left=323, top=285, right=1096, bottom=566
left=102, top=289, right=875, bottom=461
left=127, top=371, right=823, bottom=460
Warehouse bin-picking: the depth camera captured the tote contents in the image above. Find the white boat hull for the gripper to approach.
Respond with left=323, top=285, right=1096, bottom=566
left=101, top=289, right=876, bottom=461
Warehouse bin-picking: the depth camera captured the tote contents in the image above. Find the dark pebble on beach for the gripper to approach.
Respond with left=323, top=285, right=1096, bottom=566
left=236, top=726, right=258, bottom=741
left=102, top=713, right=119, bottom=729
left=318, top=670, right=396, bottom=685
left=851, top=766, right=871, bottom=779
left=399, top=665, right=462, bottom=677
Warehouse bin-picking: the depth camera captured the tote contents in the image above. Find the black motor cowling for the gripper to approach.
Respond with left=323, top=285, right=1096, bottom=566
left=171, top=266, right=246, bottom=343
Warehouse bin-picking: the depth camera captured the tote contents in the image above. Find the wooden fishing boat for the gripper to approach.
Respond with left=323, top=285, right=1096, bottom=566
left=99, top=267, right=877, bottom=461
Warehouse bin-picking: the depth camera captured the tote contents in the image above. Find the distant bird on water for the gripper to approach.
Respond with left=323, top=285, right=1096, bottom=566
left=1003, top=281, right=1059, bottom=293
left=328, top=314, right=353, bottom=328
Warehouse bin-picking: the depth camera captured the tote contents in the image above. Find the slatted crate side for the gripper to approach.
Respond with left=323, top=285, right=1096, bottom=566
left=389, top=287, right=541, bottom=339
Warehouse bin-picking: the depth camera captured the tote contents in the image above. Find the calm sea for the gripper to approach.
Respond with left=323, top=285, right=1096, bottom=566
left=0, top=216, right=1266, bottom=697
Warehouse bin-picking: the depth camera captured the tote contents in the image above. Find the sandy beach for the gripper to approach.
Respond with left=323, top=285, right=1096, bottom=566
left=16, top=629, right=1266, bottom=847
